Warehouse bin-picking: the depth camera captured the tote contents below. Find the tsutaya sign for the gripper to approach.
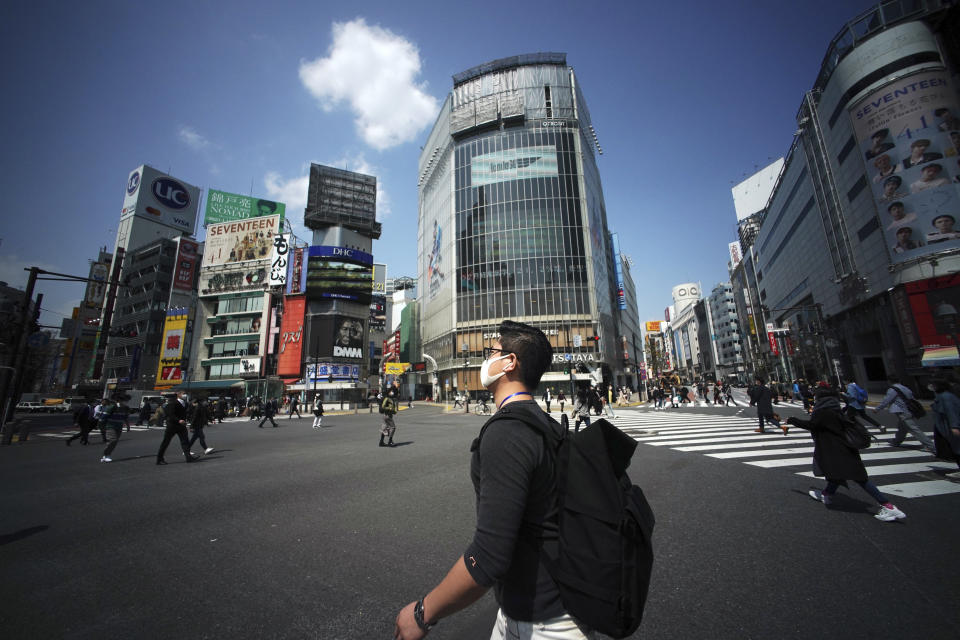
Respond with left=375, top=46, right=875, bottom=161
left=552, top=352, right=598, bottom=363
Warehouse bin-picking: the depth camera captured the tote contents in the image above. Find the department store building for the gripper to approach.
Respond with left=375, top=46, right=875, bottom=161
left=417, top=53, right=638, bottom=398
left=743, top=1, right=960, bottom=390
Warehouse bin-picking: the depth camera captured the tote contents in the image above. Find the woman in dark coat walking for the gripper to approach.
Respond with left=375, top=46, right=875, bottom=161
left=786, top=386, right=906, bottom=522
left=930, top=379, right=960, bottom=479
left=748, top=378, right=782, bottom=433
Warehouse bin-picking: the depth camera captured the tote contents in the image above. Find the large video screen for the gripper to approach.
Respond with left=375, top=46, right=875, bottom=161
left=306, top=246, right=373, bottom=304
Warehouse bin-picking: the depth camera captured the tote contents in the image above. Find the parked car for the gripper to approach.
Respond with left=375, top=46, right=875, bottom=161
left=16, top=402, right=42, bottom=413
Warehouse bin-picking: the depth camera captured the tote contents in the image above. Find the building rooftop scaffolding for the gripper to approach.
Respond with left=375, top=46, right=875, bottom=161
left=452, top=52, right=567, bottom=86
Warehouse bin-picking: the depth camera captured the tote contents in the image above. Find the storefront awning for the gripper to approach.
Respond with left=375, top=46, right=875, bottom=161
left=921, top=346, right=960, bottom=367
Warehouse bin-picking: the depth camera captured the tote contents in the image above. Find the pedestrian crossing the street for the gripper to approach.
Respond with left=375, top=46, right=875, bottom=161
left=612, top=409, right=960, bottom=500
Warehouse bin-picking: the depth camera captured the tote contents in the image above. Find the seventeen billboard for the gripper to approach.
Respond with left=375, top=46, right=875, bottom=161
left=851, top=71, right=960, bottom=264
left=202, top=215, right=281, bottom=267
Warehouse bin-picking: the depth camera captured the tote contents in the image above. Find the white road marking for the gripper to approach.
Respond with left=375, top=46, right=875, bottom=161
left=877, top=480, right=960, bottom=498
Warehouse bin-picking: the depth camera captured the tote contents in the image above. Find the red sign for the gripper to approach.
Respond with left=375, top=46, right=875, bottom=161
left=277, top=295, right=306, bottom=377
left=161, top=366, right=182, bottom=382
left=767, top=332, right=779, bottom=356
left=905, top=274, right=960, bottom=349
left=173, top=238, right=199, bottom=291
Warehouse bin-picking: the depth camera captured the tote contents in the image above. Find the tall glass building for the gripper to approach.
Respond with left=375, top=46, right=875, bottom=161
left=418, top=53, right=626, bottom=397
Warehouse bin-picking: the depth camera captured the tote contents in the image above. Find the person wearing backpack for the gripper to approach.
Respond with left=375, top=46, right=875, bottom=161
left=379, top=390, right=398, bottom=447
left=842, top=379, right=885, bottom=433
left=785, top=383, right=906, bottom=522
left=394, top=321, right=598, bottom=639
left=876, top=376, right=935, bottom=453
left=930, top=379, right=960, bottom=479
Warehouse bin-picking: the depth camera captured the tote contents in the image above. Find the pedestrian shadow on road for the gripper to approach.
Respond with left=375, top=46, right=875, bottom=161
left=384, top=441, right=414, bottom=447
left=0, top=525, right=49, bottom=546
left=793, top=488, right=874, bottom=514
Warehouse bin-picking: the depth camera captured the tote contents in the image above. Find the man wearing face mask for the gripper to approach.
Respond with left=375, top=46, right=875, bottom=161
left=395, top=320, right=593, bottom=639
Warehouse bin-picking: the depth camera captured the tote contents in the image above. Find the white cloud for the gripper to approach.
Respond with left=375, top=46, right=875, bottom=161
left=177, top=125, right=210, bottom=150
left=299, top=18, right=438, bottom=150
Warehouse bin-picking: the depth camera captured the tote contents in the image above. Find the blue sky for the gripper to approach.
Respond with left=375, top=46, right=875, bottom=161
left=1, top=0, right=881, bottom=329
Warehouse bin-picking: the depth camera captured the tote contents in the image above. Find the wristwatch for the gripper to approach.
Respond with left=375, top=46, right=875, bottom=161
left=414, top=598, right=436, bottom=633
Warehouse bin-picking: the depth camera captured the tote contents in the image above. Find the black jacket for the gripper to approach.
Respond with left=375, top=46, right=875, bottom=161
left=165, top=399, right=187, bottom=430
left=749, top=385, right=774, bottom=415
left=790, top=407, right=867, bottom=482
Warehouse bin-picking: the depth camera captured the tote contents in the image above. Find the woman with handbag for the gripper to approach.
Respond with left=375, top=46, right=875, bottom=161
left=312, top=394, right=324, bottom=429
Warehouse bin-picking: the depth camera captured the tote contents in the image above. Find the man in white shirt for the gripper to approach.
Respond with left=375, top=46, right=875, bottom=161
left=910, top=163, right=950, bottom=193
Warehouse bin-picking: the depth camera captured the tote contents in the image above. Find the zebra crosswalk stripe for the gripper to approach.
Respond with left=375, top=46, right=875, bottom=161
left=612, top=409, right=960, bottom=500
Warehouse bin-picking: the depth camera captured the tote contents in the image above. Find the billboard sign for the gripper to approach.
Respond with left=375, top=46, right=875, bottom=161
left=645, top=321, right=662, bottom=333
left=277, top=296, right=306, bottom=377
left=269, top=233, right=291, bottom=287
left=471, top=145, right=559, bottom=186
left=728, top=241, right=742, bottom=268
left=121, top=165, right=200, bottom=234
left=306, top=363, right=361, bottom=381
left=84, top=262, right=109, bottom=309
left=202, top=214, right=281, bottom=267
left=307, top=315, right=365, bottom=360
left=173, top=238, right=200, bottom=292
left=306, top=246, right=374, bottom=303
left=286, top=247, right=307, bottom=295
left=239, top=357, right=261, bottom=375
left=204, top=189, right=285, bottom=226
left=384, top=362, right=410, bottom=375
left=155, top=308, right=188, bottom=388
left=852, top=71, right=960, bottom=264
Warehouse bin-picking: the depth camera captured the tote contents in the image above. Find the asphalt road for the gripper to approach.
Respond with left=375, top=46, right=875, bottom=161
left=1, top=403, right=958, bottom=639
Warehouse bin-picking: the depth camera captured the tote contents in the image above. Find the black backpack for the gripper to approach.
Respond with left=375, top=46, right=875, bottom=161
left=839, top=415, right=871, bottom=450
left=891, top=385, right=926, bottom=418
left=478, top=404, right=655, bottom=638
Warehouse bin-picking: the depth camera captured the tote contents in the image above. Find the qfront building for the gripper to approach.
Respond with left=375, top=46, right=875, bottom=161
left=417, top=53, right=633, bottom=398
left=733, top=1, right=960, bottom=390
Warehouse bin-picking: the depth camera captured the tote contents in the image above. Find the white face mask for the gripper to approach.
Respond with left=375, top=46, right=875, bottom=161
left=480, top=354, right=512, bottom=388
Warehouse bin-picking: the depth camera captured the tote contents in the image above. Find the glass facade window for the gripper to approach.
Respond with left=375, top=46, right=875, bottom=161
left=216, top=295, right=264, bottom=315
left=454, top=130, right=589, bottom=322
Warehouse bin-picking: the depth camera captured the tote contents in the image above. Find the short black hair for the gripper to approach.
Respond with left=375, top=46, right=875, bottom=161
left=498, top=320, right=553, bottom=390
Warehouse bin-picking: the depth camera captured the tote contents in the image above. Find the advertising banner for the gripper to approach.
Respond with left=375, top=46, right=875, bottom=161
left=766, top=322, right=779, bottom=356
left=269, top=233, right=291, bottom=287
left=306, top=363, right=361, bottom=381
left=199, top=266, right=267, bottom=295
left=173, top=238, right=200, bottom=292
left=155, top=308, right=188, bottom=388
left=306, top=315, right=365, bottom=360
left=286, top=247, right=307, bottom=295
left=204, top=189, right=285, bottom=226
left=369, top=295, right=386, bottom=333
left=471, top=145, right=559, bottom=186
left=728, top=241, right=742, bottom=268
left=384, top=362, right=410, bottom=375
left=239, top=357, right=261, bottom=374
left=202, top=214, right=281, bottom=267
left=277, top=296, right=306, bottom=377
left=645, top=321, right=662, bottom=333
left=84, top=262, right=109, bottom=309
left=305, top=246, right=373, bottom=304
left=852, top=71, right=960, bottom=264
left=121, top=165, right=200, bottom=234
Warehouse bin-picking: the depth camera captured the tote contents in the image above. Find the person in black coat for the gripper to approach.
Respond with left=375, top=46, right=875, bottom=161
left=786, top=385, right=906, bottom=522
left=188, top=399, right=214, bottom=454
left=748, top=378, right=782, bottom=433
left=157, top=392, right=197, bottom=465
left=258, top=397, right=278, bottom=428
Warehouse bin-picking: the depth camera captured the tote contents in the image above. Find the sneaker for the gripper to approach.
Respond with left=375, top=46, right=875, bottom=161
left=875, top=505, right=906, bottom=521
left=808, top=490, right=832, bottom=505
left=100, top=456, right=112, bottom=463
left=204, top=447, right=214, bottom=454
